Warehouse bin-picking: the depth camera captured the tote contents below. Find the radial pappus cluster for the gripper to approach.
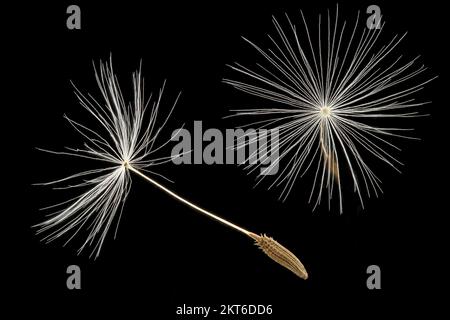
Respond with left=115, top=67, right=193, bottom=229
left=225, top=7, right=435, bottom=212
left=36, top=59, right=180, bottom=258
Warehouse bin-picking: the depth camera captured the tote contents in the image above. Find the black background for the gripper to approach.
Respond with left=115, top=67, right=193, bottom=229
left=6, top=0, right=448, bottom=317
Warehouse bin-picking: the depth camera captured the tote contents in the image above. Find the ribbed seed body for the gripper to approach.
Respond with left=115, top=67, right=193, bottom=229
left=250, top=233, right=308, bottom=280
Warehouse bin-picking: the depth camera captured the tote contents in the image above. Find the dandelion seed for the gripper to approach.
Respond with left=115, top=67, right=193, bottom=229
left=225, top=6, right=436, bottom=212
left=35, top=58, right=307, bottom=279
